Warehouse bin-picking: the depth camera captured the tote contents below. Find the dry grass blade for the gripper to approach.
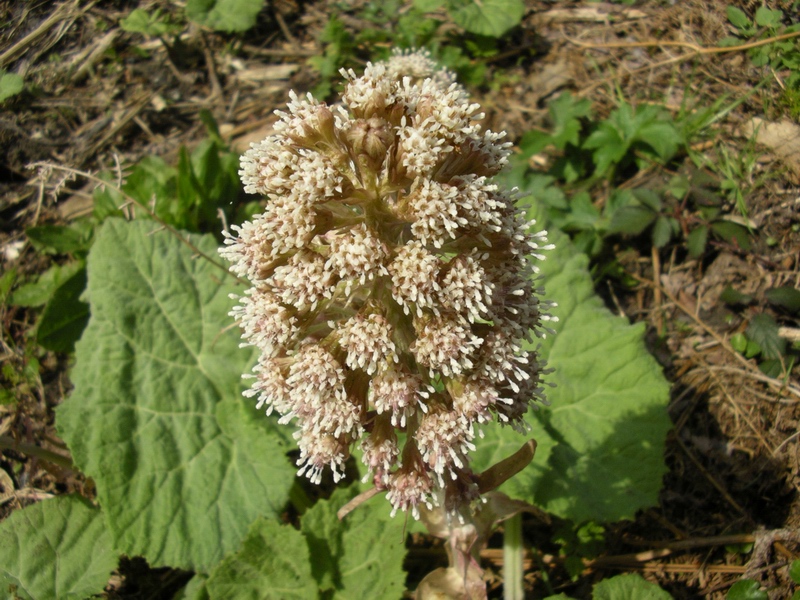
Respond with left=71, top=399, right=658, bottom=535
left=0, top=0, right=91, bottom=68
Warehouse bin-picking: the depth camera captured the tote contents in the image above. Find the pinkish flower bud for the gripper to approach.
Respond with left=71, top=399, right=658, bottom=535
left=221, top=48, right=555, bottom=519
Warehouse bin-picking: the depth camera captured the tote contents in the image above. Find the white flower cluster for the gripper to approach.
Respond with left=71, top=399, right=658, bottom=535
left=222, top=49, right=554, bottom=519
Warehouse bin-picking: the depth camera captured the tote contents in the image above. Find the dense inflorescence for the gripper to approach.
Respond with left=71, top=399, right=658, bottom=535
left=221, top=49, right=554, bottom=519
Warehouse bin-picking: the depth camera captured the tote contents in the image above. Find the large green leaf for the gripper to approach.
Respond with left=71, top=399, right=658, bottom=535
left=56, top=218, right=295, bottom=570
left=186, top=0, right=265, bottom=32
left=0, top=495, right=118, bottom=600
left=472, top=202, right=671, bottom=523
left=445, top=0, right=524, bottom=37
left=206, top=518, right=317, bottom=600
left=593, top=573, right=673, bottom=599
left=301, top=487, right=407, bottom=599
left=35, top=265, right=89, bottom=353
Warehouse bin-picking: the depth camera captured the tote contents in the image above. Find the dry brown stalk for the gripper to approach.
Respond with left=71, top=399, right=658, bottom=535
left=565, top=30, right=800, bottom=56
left=566, top=29, right=800, bottom=96
left=0, top=0, right=89, bottom=68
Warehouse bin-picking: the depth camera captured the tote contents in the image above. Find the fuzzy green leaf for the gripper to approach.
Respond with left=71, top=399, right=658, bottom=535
left=0, top=495, right=118, bottom=600
left=726, top=6, right=751, bottom=30
left=56, top=218, right=295, bottom=570
left=10, top=261, right=84, bottom=308
left=549, top=93, right=592, bottom=148
left=175, top=574, right=210, bottom=600
left=765, top=286, right=800, bottom=314
left=652, top=216, right=673, bottom=248
left=746, top=313, right=785, bottom=360
left=790, top=559, right=800, bottom=584
left=686, top=225, right=708, bottom=258
left=445, top=0, right=524, bottom=37
left=472, top=201, right=671, bottom=523
left=301, top=487, right=407, bottom=599
left=607, top=205, right=657, bottom=236
left=36, top=265, right=89, bottom=353
left=727, top=580, right=768, bottom=600
left=754, top=6, right=782, bottom=28
left=206, top=518, right=317, bottom=600
left=26, top=224, right=93, bottom=255
left=593, top=573, right=673, bottom=599
left=0, top=69, right=23, bottom=102
left=186, top=0, right=265, bottom=32
left=636, top=121, right=680, bottom=161
left=720, top=286, right=754, bottom=307
left=583, top=122, right=627, bottom=175
left=710, top=221, right=751, bottom=250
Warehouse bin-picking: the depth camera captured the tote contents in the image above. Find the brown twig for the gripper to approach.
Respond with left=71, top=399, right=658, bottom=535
left=273, top=11, right=297, bottom=46
left=566, top=29, right=800, bottom=97
left=200, top=30, right=223, bottom=100
left=702, top=366, right=800, bottom=402
left=239, top=43, right=316, bottom=58
left=565, top=30, right=800, bottom=56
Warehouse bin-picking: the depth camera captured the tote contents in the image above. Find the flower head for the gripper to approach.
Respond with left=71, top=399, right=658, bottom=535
left=221, top=49, right=554, bottom=518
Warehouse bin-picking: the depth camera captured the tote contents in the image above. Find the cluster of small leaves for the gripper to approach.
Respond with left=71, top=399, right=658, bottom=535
left=308, top=0, right=528, bottom=98
left=512, top=92, right=754, bottom=264
left=120, top=7, right=183, bottom=37
left=722, top=284, right=800, bottom=378
left=723, top=6, right=800, bottom=89
left=120, top=0, right=267, bottom=34
left=553, top=521, right=606, bottom=580
left=724, top=5, right=800, bottom=119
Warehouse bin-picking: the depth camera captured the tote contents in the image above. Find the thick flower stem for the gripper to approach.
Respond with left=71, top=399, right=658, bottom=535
left=503, top=513, right=524, bottom=600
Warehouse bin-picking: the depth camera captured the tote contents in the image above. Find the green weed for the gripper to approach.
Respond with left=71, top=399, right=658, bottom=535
left=723, top=285, right=800, bottom=378
left=509, top=91, right=758, bottom=266
left=723, top=5, right=800, bottom=90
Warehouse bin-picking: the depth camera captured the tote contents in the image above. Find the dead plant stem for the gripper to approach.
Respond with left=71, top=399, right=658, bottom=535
left=566, top=30, right=800, bottom=55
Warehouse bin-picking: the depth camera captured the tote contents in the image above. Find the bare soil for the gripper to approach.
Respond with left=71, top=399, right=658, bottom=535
left=1, top=1, right=799, bottom=598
